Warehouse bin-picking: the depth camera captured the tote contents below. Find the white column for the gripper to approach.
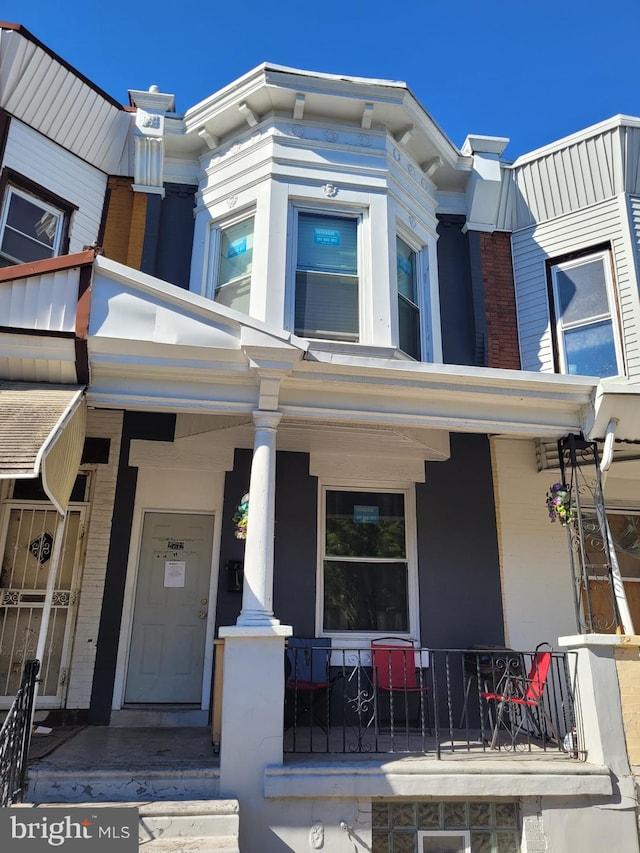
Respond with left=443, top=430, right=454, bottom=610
left=237, top=410, right=282, bottom=627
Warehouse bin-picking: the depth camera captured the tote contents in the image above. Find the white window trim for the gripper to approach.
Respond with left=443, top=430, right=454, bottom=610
left=0, top=185, right=65, bottom=265
left=287, top=201, right=367, bottom=343
left=315, top=479, right=420, bottom=649
left=550, top=249, right=624, bottom=377
left=395, top=225, right=427, bottom=360
left=205, top=208, right=255, bottom=303
left=417, top=830, right=471, bottom=853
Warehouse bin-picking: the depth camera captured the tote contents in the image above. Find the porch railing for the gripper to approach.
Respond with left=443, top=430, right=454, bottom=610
left=0, top=659, right=39, bottom=805
left=284, top=645, right=582, bottom=758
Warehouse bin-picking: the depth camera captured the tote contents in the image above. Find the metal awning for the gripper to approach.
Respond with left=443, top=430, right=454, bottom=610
left=0, top=382, right=86, bottom=514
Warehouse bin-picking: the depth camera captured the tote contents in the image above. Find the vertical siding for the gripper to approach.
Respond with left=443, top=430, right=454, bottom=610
left=3, top=119, right=107, bottom=251
left=512, top=197, right=640, bottom=379
left=499, top=124, right=640, bottom=233
left=65, top=409, right=123, bottom=709
left=0, top=267, right=80, bottom=332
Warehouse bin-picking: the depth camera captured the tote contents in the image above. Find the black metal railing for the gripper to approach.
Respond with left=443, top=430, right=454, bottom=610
left=283, top=644, right=582, bottom=759
left=0, top=659, right=40, bottom=806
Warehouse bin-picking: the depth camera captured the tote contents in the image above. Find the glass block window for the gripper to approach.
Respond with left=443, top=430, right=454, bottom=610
left=372, top=800, right=520, bottom=853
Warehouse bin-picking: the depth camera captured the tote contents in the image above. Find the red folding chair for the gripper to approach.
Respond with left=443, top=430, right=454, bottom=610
left=481, top=643, right=554, bottom=749
left=371, top=638, right=430, bottom=734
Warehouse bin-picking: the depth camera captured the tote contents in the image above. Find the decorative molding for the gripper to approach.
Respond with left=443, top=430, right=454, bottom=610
left=392, top=147, right=401, bottom=162
left=227, top=195, right=238, bottom=208
left=293, top=94, right=305, bottom=120
left=396, top=126, right=415, bottom=147
left=133, top=107, right=165, bottom=193
left=361, top=103, right=374, bottom=129
left=291, top=125, right=305, bottom=138
left=324, top=129, right=338, bottom=143
left=422, top=156, right=443, bottom=178
left=238, top=101, right=259, bottom=128
left=198, top=127, right=219, bottom=149
left=322, top=183, right=338, bottom=198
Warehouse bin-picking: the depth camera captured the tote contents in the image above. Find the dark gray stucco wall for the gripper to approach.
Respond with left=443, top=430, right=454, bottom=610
left=217, top=438, right=502, bottom=649
left=436, top=214, right=477, bottom=367
left=216, top=450, right=318, bottom=634
left=141, top=183, right=197, bottom=289
left=416, top=432, right=504, bottom=649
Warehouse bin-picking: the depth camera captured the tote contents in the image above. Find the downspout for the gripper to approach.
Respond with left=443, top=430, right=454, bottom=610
left=597, top=418, right=635, bottom=634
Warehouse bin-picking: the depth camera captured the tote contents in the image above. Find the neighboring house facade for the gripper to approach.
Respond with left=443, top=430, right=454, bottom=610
left=0, top=21, right=639, bottom=853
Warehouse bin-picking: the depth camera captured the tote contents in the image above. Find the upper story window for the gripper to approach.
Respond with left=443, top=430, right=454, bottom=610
left=549, top=249, right=622, bottom=378
left=295, top=212, right=359, bottom=342
left=211, top=215, right=254, bottom=313
left=0, top=183, right=67, bottom=268
left=321, top=487, right=411, bottom=635
left=397, top=236, right=421, bottom=359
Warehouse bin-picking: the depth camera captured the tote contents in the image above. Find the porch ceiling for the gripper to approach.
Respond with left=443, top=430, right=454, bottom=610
left=174, top=413, right=451, bottom=462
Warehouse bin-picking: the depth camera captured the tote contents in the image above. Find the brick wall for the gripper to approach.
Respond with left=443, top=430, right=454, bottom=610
left=65, top=409, right=123, bottom=709
left=615, top=642, right=640, bottom=766
left=479, top=232, right=521, bottom=370
left=101, top=177, right=146, bottom=270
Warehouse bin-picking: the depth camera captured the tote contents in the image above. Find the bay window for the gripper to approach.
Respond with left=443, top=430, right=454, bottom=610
left=397, top=236, right=421, bottom=359
left=295, top=212, right=359, bottom=341
left=211, top=215, right=254, bottom=313
left=549, top=249, right=622, bottom=377
left=322, top=488, right=411, bottom=634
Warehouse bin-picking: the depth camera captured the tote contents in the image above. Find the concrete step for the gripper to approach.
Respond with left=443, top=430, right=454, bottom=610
left=15, top=799, right=240, bottom=852
left=110, top=708, right=209, bottom=727
left=26, top=767, right=221, bottom=803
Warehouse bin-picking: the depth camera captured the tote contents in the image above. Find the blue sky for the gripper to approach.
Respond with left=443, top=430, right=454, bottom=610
left=3, top=1, right=639, bottom=161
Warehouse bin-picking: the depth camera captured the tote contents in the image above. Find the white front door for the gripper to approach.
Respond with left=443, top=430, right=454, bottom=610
left=125, top=512, right=214, bottom=704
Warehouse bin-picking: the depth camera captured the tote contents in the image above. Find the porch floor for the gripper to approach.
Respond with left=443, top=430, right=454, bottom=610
left=26, top=724, right=577, bottom=772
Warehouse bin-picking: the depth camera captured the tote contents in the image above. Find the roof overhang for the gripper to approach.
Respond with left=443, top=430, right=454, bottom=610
left=586, top=380, right=640, bottom=443
left=82, top=257, right=598, bottom=440
left=0, top=382, right=86, bottom=514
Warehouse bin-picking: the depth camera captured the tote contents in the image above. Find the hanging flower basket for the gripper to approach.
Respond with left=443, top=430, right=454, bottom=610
left=546, top=482, right=574, bottom=526
left=232, top=492, right=249, bottom=540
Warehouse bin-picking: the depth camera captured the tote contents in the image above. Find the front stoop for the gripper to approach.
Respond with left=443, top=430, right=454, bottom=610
left=26, top=768, right=221, bottom=803
left=16, top=800, right=240, bottom=853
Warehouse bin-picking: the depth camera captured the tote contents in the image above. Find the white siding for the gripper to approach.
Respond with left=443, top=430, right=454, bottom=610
left=497, top=123, right=640, bottom=232
left=0, top=28, right=131, bottom=175
left=0, top=266, right=81, bottom=332
left=512, top=196, right=640, bottom=381
left=65, top=409, right=123, bottom=709
left=4, top=119, right=108, bottom=252
left=491, top=438, right=577, bottom=649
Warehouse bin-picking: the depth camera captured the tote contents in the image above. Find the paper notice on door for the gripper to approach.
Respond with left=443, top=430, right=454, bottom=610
left=164, top=560, right=186, bottom=588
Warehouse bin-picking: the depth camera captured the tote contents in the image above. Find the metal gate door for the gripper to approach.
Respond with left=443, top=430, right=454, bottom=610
left=0, top=506, right=84, bottom=706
